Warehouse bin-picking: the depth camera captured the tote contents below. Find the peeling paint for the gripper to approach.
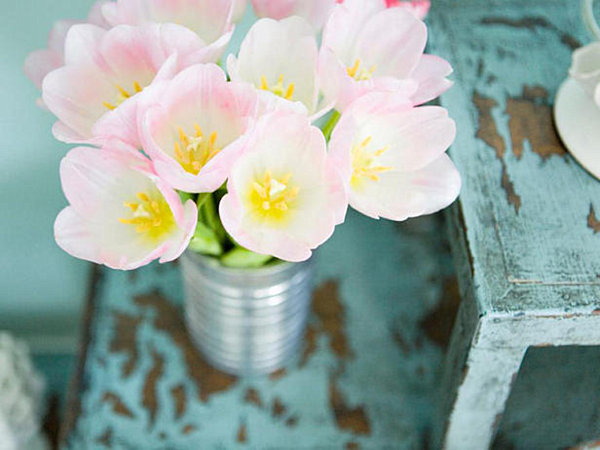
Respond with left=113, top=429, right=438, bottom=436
left=588, top=205, right=600, bottom=234
left=236, top=423, right=247, bottom=444
left=312, top=280, right=353, bottom=360
left=419, top=278, right=461, bottom=350
left=95, top=427, right=113, bottom=447
left=102, top=392, right=135, bottom=419
left=329, top=376, right=371, bottom=436
left=142, top=347, right=164, bottom=427
left=135, top=291, right=237, bottom=402
left=171, top=385, right=186, bottom=420
left=244, top=388, right=263, bottom=408
left=110, top=312, right=142, bottom=378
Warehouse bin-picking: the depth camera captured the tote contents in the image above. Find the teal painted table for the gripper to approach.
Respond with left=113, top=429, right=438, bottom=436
left=58, top=1, right=600, bottom=449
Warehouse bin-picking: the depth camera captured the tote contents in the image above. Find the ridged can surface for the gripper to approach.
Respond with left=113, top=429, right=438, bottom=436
left=181, top=251, right=314, bottom=376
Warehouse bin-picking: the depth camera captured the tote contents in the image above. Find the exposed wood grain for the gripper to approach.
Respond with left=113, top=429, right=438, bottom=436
left=244, top=388, right=263, bottom=408
left=142, top=347, right=164, bottom=427
left=102, top=392, right=135, bottom=418
left=588, top=205, right=600, bottom=234
left=419, top=278, right=462, bottom=350
left=329, top=375, right=371, bottom=436
left=95, top=427, right=113, bottom=447
left=236, top=423, right=247, bottom=443
left=135, top=291, right=237, bottom=402
left=312, top=280, right=352, bottom=360
left=109, top=312, right=142, bottom=378
left=171, top=384, right=186, bottom=419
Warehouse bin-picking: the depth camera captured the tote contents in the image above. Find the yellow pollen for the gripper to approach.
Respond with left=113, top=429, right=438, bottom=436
left=346, top=59, right=377, bottom=81
left=103, top=81, right=145, bottom=111
left=248, top=170, right=299, bottom=224
left=260, top=74, right=295, bottom=100
left=118, top=191, right=175, bottom=241
left=351, top=136, right=393, bottom=189
left=173, top=124, right=221, bottom=175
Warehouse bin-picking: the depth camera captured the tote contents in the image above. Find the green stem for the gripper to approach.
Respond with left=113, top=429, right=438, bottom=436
left=321, top=110, right=341, bottom=142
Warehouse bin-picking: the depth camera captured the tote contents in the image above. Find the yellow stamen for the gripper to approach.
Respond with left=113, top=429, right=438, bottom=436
left=103, top=80, right=145, bottom=111
left=118, top=191, right=175, bottom=241
left=259, top=74, right=295, bottom=100
left=351, top=136, right=393, bottom=189
left=172, top=123, right=222, bottom=175
left=346, top=58, right=377, bottom=81
left=248, top=171, right=299, bottom=225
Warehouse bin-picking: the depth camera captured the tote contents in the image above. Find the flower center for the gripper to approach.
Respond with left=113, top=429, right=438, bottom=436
left=351, top=136, right=393, bottom=189
left=248, top=170, right=299, bottom=224
left=347, top=59, right=377, bottom=81
left=119, top=192, right=176, bottom=241
left=103, top=81, right=144, bottom=111
left=174, top=125, right=221, bottom=176
left=260, top=74, right=295, bottom=100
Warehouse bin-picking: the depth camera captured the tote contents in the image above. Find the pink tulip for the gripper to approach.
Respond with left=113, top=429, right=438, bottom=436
left=42, top=23, right=216, bottom=147
left=102, top=0, right=235, bottom=59
left=328, top=92, right=460, bottom=221
left=139, top=63, right=259, bottom=193
left=319, top=0, right=452, bottom=111
left=24, top=1, right=109, bottom=94
left=227, top=17, right=330, bottom=120
left=55, top=143, right=197, bottom=270
left=219, top=111, right=347, bottom=262
left=251, top=0, right=336, bottom=30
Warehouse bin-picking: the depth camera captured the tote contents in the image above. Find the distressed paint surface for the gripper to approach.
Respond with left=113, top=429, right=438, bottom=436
left=427, top=1, right=600, bottom=448
left=61, top=212, right=456, bottom=449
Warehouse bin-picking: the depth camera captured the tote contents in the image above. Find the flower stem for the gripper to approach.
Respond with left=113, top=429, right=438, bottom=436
left=321, top=110, right=341, bottom=142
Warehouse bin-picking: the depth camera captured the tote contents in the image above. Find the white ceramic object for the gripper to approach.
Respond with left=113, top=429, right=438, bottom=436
left=554, top=77, right=600, bottom=180
left=0, top=333, right=47, bottom=450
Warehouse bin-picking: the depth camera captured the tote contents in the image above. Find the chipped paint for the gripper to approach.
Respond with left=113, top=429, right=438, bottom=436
left=312, top=280, right=352, bottom=360
left=171, top=385, right=186, bottom=420
left=135, top=292, right=237, bottom=402
left=244, top=388, right=263, bottom=408
left=588, top=205, right=600, bottom=234
left=506, top=86, right=566, bottom=161
left=419, top=278, right=461, bottom=350
left=236, top=423, right=247, bottom=444
left=110, top=312, right=142, bottom=378
left=102, top=392, right=134, bottom=419
left=329, top=375, right=371, bottom=435
left=142, top=347, right=164, bottom=427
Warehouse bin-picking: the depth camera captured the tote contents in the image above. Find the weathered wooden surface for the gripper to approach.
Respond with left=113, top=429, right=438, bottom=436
left=428, top=0, right=600, bottom=448
left=60, top=212, right=458, bottom=449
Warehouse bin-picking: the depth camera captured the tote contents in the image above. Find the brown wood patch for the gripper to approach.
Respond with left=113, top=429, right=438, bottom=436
left=142, top=346, right=165, bottom=427
left=312, top=280, right=352, bottom=360
left=588, top=205, right=600, bottom=234
left=171, top=384, right=187, bottom=419
left=110, top=312, right=142, bottom=378
left=135, top=291, right=237, bottom=402
left=271, top=398, right=287, bottom=419
left=269, top=368, right=287, bottom=381
left=102, top=392, right=135, bottom=418
left=95, top=427, right=113, bottom=447
left=244, top=388, right=263, bottom=408
left=182, top=424, right=197, bottom=435
left=236, top=423, right=248, bottom=443
left=329, top=376, right=371, bottom=435
left=506, top=86, right=566, bottom=161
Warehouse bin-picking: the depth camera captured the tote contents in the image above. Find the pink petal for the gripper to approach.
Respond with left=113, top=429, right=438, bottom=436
left=24, top=49, right=62, bottom=89
left=411, top=54, right=453, bottom=105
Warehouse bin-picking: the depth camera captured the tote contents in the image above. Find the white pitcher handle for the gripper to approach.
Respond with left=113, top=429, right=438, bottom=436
left=583, top=0, right=600, bottom=40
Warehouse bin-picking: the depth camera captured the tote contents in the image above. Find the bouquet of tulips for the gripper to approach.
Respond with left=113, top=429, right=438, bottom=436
left=25, top=0, right=460, bottom=270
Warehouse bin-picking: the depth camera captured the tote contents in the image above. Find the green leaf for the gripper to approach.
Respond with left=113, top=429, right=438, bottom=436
left=178, top=191, right=195, bottom=204
left=188, top=222, right=223, bottom=256
left=220, top=247, right=273, bottom=268
left=195, top=193, right=210, bottom=211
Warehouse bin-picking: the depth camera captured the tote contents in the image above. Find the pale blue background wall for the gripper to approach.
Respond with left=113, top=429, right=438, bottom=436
left=0, top=0, right=97, bottom=351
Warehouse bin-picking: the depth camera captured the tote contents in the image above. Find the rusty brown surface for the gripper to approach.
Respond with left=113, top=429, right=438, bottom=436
left=59, top=264, right=103, bottom=445
left=244, top=388, right=263, bottom=408
left=285, top=415, right=299, bottom=428
left=505, top=86, right=566, bottom=161
left=142, top=347, right=165, bottom=427
left=134, top=291, right=237, bottom=402
left=42, top=394, right=60, bottom=450
left=312, top=280, right=352, bottom=360
left=182, top=424, right=197, bottom=435
left=95, top=427, right=113, bottom=447
left=419, top=278, right=462, bottom=350
left=269, top=368, right=287, bottom=381
left=479, top=16, right=581, bottom=50
left=102, top=392, right=135, bottom=418
left=472, top=91, right=522, bottom=213
left=588, top=205, right=600, bottom=234
left=110, top=312, right=142, bottom=378
left=171, top=384, right=187, bottom=419
left=300, top=323, right=318, bottom=367
left=236, top=423, right=248, bottom=444
left=271, top=398, right=287, bottom=418
left=328, top=376, right=371, bottom=436
left=345, top=442, right=360, bottom=450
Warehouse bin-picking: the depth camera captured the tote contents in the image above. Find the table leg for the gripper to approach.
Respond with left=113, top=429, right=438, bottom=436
left=441, top=344, right=526, bottom=449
